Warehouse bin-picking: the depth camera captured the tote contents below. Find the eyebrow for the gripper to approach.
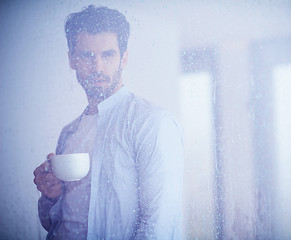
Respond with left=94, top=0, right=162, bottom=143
left=74, top=49, right=118, bottom=58
left=102, top=49, right=117, bottom=56
left=74, top=50, right=93, bottom=57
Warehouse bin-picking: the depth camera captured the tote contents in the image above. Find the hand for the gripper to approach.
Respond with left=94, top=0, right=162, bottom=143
left=33, top=153, right=63, bottom=201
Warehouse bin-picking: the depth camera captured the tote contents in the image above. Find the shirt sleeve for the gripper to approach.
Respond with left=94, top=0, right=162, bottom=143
left=134, top=112, right=184, bottom=240
left=37, top=121, right=71, bottom=238
left=38, top=195, right=56, bottom=231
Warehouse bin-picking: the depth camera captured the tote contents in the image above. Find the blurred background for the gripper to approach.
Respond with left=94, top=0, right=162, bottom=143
left=0, top=0, right=291, bottom=239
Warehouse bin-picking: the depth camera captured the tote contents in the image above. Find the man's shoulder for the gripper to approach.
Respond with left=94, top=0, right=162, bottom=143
left=125, top=91, right=166, bottom=118
left=124, top=92, right=183, bottom=150
left=61, top=114, right=82, bottom=134
left=55, top=114, right=82, bottom=154
left=124, top=91, right=179, bottom=129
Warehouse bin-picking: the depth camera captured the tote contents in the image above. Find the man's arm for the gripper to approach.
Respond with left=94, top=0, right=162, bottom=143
left=34, top=116, right=80, bottom=235
left=134, top=113, right=184, bottom=239
left=33, top=154, right=63, bottom=231
left=38, top=195, right=59, bottom=231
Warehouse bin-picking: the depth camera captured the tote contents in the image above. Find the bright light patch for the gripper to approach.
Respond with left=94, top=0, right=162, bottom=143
left=179, top=72, right=215, bottom=239
left=273, top=62, right=291, bottom=238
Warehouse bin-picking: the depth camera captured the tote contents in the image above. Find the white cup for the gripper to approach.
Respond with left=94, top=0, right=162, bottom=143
left=51, top=153, right=90, bottom=181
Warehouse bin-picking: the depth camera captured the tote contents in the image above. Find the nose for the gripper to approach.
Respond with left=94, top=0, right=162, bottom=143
left=91, top=56, right=103, bottom=72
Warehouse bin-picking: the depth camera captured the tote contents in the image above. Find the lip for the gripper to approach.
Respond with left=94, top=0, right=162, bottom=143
left=89, top=78, right=109, bottom=82
left=95, top=79, right=108, bottom=82
left=90, top=80, right=109, bottom=86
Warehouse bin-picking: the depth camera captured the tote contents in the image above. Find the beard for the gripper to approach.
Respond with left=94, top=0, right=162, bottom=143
left=76, top=66, right=122, bottom=101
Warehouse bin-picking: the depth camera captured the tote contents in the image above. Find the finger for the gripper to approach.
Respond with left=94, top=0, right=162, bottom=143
left=33, top=153, right=54, bottom=176
left=33, top=162, right=47, bottom=176
left=44, top=153, right=55, bottom=172
left=44, top=160, right=52, bottom=173
left=46, top=182, right=63, bottom=199
left=34, top=171, right=60, bottom=187
left=39, top=181, right=63, bottom=199
left=36, top=178, right=62, bottom=193
left=33, top=162, right=51, bottom=177
left=36, top=179, right=60, bottom=193
left=47, top=152, right=55, bottom=160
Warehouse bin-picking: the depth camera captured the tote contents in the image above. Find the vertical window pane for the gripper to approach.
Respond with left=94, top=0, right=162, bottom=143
left=273, top=63, right=291, bottom=239
left=180, top=72, right=215, bottom=239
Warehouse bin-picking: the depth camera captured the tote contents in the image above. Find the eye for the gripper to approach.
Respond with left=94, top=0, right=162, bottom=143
left=73, top=51, right=94, bottom=61
left=102, top=50, right=116, bottom=60
left=80, top=51, right=94, bottom=59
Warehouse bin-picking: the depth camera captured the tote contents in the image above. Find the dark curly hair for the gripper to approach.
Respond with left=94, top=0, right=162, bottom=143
left=64, top=5, right=130, bottom=56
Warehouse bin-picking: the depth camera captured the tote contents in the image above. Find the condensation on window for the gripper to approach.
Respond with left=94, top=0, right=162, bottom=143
left=0, top=1, right=290, bottom=239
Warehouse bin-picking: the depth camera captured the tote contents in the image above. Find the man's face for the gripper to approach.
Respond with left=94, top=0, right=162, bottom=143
left=69, top=32, right=128, bottom=99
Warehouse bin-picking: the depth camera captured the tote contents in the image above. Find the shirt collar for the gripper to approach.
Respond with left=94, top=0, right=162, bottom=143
left=97, top=86, right=129, bottom=113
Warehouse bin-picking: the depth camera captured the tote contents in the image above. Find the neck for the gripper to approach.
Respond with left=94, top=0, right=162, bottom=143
left=84, top=83, right=123, bottom=115
left=85, top=96, right=102, bottom=115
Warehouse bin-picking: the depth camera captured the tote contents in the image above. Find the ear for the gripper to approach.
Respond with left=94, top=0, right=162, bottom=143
left=68, top=51, right=76, bottom=70
left=120, top=50, right=128, bottom=69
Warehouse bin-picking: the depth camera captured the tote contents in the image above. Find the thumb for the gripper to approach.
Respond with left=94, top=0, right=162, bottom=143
left=47, top=152, right=55, bottom=161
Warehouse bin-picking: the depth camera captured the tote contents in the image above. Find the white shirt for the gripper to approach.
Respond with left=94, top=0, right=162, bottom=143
left=39, top=86, right=184, bottom=240
left=56, top=114, right=97, bottom=239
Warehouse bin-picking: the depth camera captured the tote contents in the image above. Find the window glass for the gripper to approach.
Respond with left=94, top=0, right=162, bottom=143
left=273, top=63, right=291, bottom=239
left=180, top=72, right=216, bottom=238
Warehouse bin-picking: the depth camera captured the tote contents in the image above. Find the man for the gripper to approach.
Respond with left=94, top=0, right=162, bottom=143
left=33, top=5, right=184, bottom=240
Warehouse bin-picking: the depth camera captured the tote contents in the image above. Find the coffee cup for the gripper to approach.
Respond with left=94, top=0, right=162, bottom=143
left=51, top=153, right=90, bottom=181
